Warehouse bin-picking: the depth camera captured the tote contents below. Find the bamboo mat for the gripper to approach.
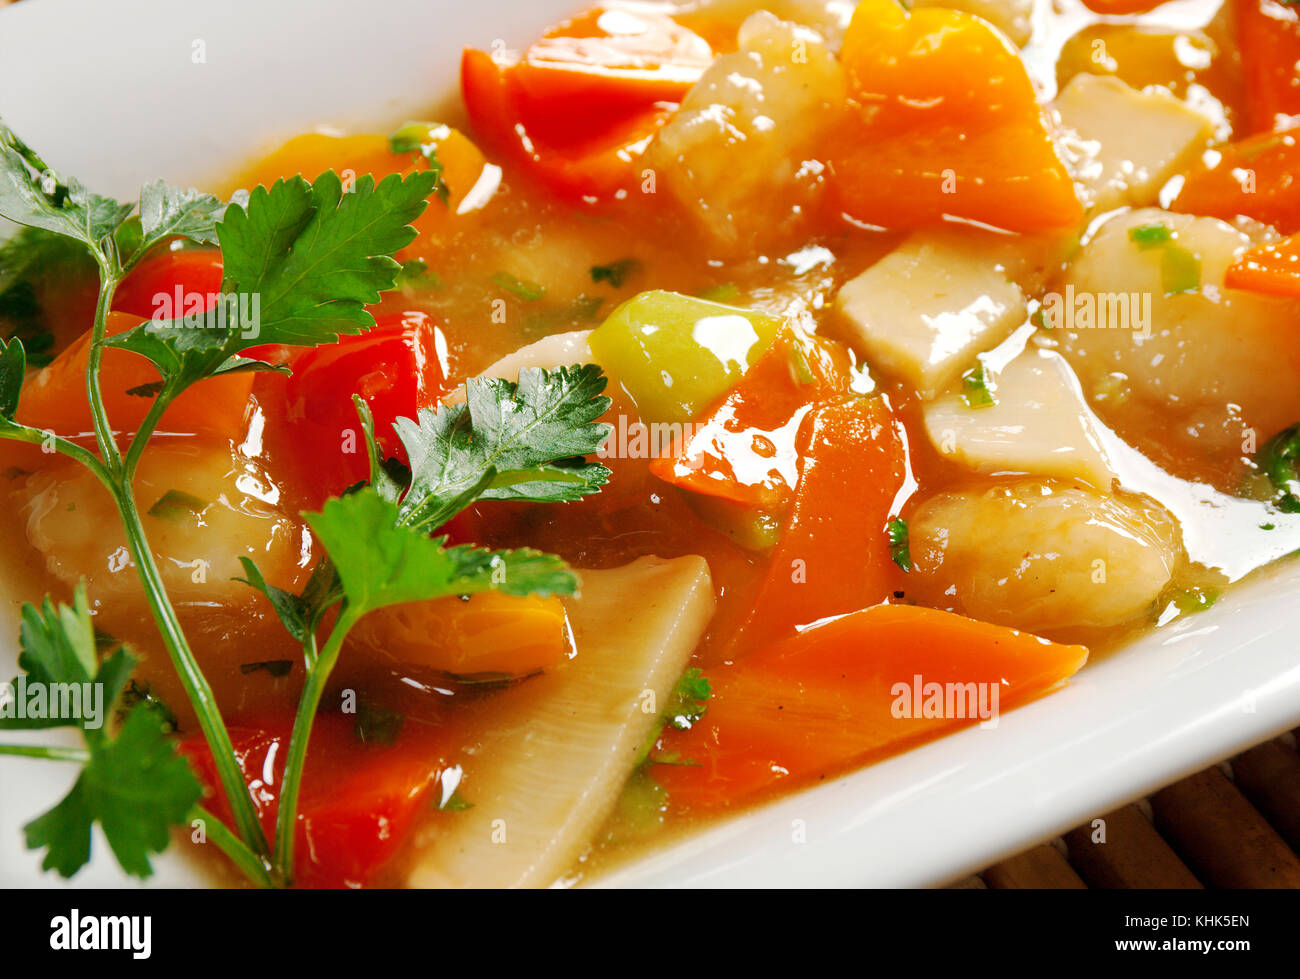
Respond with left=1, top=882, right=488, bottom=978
left=951, top=732, right=1300, bottom=888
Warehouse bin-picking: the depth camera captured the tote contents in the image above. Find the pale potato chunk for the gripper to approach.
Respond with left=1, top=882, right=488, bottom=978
left=834, top=233, right=1027, bottom=398
left=18, top=441, right=307, bottom=606
left=1058, top=208, right=1300, bottom=443
left=910, top=480, right=1181, bottom=632
left=1052, top=74, right=1213, bottom=215
left=642, top=11, right=847, bottom=253
left=912, top=0, right=1032, bottom=46
left=923, top=347, right=1117, bottom=489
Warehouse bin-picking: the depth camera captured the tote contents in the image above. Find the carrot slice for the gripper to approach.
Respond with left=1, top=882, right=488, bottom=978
left=656, top=604, right=1089, bottom=811
left=720, top=395, right=908, bottom=653
left=1226, top=234, right=1300, bottom=296
left=1171, top=127, right=1300, bottom=233
left=828, top=0, right=1080, bottom=233
left=1236, top=0, right=1300, bottom=134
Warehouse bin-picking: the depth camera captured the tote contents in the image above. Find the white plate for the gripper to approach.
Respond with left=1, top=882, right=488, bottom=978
left=3, top=0, right=1299, bottom=890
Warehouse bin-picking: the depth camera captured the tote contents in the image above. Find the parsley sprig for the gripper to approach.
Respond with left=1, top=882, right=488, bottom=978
left=0, top=118, right=612, bottom=885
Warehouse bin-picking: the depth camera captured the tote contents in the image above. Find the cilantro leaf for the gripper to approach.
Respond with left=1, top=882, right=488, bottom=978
left=24, top=703, right=202, bottom=878
left=394, top=365, right=613, bottom=531
left=0, top=119, right=134, bottom=251
left=305, top=489, right=579, bottom=614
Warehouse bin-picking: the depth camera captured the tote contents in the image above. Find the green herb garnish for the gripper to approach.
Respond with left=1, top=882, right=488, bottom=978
left=887, top=517, right=912, bottom=572
left=960, top=362, right=997, bottom=408
left=1128, top=223, right=1173, bottom=249
left=492, top=272, right=546, bottom=301
left=590, top=258, right=641, bottom=288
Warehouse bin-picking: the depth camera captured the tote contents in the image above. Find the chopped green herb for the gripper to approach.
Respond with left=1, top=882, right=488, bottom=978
left=604, top=768, right=668, bottom=845
left=696, top=283, right=740, bottom=303
left=887, top=517, right=912, bottom=572
left=437, top=791, right=474, bottom=812
left=590, top=258, right=641, bottom=288
left=353, top=701, right=404, bottom=747
left=492, top=272, right=546, bottom=301
left=124, top=381, right=164, bottom=398
left=664, top=667, right=711, bottom=731
left=396, top=258, right=443, bottom=290
left=1128, top=223, right=1173, bottom=249
left=1253, top=423, right=1300, bottom=512
left=960, top=362, right=997, bottom=408
left=239, top=660, right=293, bottom=678
left=388, top=121, right=451, bottom=204
left=146, top=489, right=208, bottom=521
left=1172, top=586, right=1219, bottom=615
left=1160, top=243, right=1201, bottom=295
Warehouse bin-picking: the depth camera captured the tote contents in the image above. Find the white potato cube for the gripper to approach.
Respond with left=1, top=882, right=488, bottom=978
left=1052, top=74, right=1213, bottom=215
left=834, top=233, right=1027, bottom=399
left=923, top=346, right=1118, bottom=490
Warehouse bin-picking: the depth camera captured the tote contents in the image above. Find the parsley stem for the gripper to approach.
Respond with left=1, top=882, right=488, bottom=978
left=0, top=422, right=112, bottom=487
left=0, top=743, right=90, bottom=763
left=272, top=603, right=362, bottom=881
left=86, top=264, right=124, bottom=474
left=108, top=479, right=270, bottom=859
left=191, top=805, right=274, bottom=889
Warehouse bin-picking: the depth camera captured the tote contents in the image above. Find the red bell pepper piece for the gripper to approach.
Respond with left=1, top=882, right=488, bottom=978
left=460, top=4, right=712, bottom=202
left=181, top=713, right=450, bottom=888
left=278, top=310, right=449, bottom=506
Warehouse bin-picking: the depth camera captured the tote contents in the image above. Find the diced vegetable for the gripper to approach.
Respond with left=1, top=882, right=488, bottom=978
left=923, top=348, right=1117, bottom=490
left=909, top=481, right=1181, bottom=632
left=641, top=11, right=847, bottom=252
left=350, top=591, right=573, bottom=678
left=1227, top=234, right=1300, bottom=297
left=912, top=0, right=1032, bottom=47
left=726, top=395, right=907, bottom=651
left=1057, top=208, right=1300, bottom=443
left=588, top=290, right=780, bottom=424
left=406, top=554, right=716, bottom=887
left=1235, top=0, right=1300, bottom=134
left=1052, top=74, right=1213, bottom=216
left=649, top=329, right=849, bottom=513
left=277, top=310, right=450, bottom=506
left=1171, top=128, right=1300, bottom=233
left=828, top=0, right=1080, bottom=233
left=460, top=6, right=713, bottom=202
left=655, top=604, right=1088, bottom=810
left=182, top=712, right=450, bottom=888
left=833, top=232, right=1026, bottom=399
left=1, top=309, right=253, bottom=471
left=112, top=248, right=225, bottom=320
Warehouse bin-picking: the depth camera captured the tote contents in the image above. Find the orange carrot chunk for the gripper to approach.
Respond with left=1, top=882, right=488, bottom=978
left=656, top=604, right=1089, bottom=811
left=828, top=0, right=1081, bottom=233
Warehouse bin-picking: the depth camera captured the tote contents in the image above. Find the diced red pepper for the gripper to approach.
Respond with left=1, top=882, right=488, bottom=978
left=181, top=713, right=450, bottom=888
left=278, top=310, right=450, bottom=506
left=460, top=4, right=712, bottom=202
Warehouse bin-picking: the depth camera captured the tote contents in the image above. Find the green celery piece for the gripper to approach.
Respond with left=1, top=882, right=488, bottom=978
left=588, top=289, right=780, bottom=424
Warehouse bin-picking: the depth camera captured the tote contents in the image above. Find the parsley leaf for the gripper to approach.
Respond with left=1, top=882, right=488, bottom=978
left=108, top=169, right=437, bottom=383
left=492, top=272, right=546, bottom=301
left=136, top=179, right=239, bottom=255
left=663, top=667, right=711, bottom=731
left=0, top=119, right=135, bottom=250
left=305, top=489, right=580, bottom=614
left=392, top=365, right=612, bottom=532
left=388, top=122, right=452, bottom=204
left=235, top=556, right=342, bottom=645
left=1, top=587, right=202, bottom=878
left=0, top=334, right=24, bottom=419
left=25, top=703, right=202, bottom=878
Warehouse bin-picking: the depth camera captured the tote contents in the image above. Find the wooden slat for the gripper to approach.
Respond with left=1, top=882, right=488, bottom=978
left=1150, top=766, right=1300, bottom=888
left=1063, top=804, right=1201, bottom=889
left=983, top=844, right=1087, bottom=889
left=1232, top=741, right=1300, bottom=853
